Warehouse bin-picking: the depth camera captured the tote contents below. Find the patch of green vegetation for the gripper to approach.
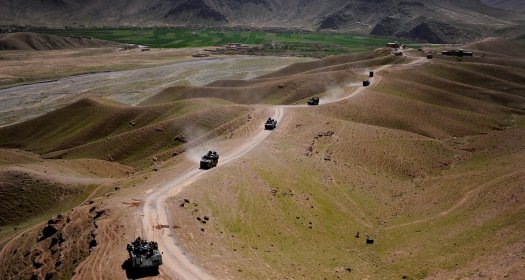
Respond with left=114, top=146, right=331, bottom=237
left=42, top=28, right=392, bottom=54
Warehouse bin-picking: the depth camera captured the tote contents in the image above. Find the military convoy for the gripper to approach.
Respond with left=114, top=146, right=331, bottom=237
left=126, top=237, right=162, bottom=271
left=265, top=117, right=277, bottom=130
left=307, top=97, right=320, bottom=105
left=200, top=151, right=219, bottom=169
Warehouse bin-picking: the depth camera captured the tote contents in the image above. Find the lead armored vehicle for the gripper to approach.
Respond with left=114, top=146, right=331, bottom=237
left=265, top=118, right=277, bottom=130
left=200, top=151, right=219, bottom=169
left=307, top=97, right=319, bottom=106
left=126, top=237, right=162, bottom=270
left=363, top=80, right=370, bottom=87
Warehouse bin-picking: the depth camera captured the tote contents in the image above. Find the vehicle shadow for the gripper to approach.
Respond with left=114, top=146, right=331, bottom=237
left=122, top=259, right=160, bottom=279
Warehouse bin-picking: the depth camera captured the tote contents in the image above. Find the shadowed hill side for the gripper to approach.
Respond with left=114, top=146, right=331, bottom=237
left=316, top=53, right=525, bottom=140
left=0, top=0, right=522, bottom=43
left=466, top=37, right=525, bottom=59
left=0, top=168, right=89, bottom=227
left=0, top=32, right=119, bottom=51
left=256, top=51, right=391, bottom=79
left=142, top=52, right=403, bottom=106
left=142, top=70, right=359, bottom=105
left=0, top=97, right=251, bottom=167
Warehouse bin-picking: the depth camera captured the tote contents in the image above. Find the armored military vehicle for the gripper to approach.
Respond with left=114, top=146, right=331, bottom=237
left=363, top=80, right=370, bottom=87
left=307, top=97, right=319, bottom=106
left=369, top=71, right=374, bottom=78
left=265, top=118, right=277, bottom=130
left=427, top=54, right=433, bottom=59
left=200, top=151, right=219, bottom=169
left=126, top=237, right=162, bottom=270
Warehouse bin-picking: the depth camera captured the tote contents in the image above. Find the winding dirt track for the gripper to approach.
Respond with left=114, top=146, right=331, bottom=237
left=141, top=107, right=285, bottom=280
left=140, top=54, right=426, bottom=280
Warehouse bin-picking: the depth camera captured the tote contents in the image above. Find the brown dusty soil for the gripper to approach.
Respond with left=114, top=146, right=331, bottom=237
left=0, top=39, right=524, bottom=280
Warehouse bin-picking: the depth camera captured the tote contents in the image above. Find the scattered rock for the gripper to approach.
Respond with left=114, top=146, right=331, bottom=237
left=58, top=233, right=66, bottom=245
left=45, top=272, right=54, bottom=280
left=49, top=237, right=59, bottom=249
left=89, top=238, right=97, bottom=250
left=174, top=135, right=187, bottom=143
left=32, top=256, right=43, bottom=269
left=38, top=225, right=58, bottom=241
left=93, top=209, right=106, bottom=219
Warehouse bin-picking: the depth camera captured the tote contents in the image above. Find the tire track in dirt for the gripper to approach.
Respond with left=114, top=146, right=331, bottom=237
left=140, top=59, right=404, bottom=279
left=319, top=123, right=374, bottom=229
left=141, top=107, right=284, bottom=280
left=385, top=170, right=524, bottom=230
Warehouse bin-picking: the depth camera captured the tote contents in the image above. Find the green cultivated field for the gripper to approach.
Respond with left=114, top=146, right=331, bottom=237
left=43, top=28, right=391, bottom=52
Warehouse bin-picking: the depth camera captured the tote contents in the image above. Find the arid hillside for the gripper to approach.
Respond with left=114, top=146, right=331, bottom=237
left=0, top=38, right=524, bottom=279
left=1, top=0, right=523, bottom=42
left=0, top=32, right=118, bottom=51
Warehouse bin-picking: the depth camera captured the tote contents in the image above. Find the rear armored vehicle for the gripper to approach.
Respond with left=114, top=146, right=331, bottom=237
left=200, top=151, right=219, bottom=169
left=265, top=117, right=277, bottom=130
left=126, top=237, right=162, bottom=271
left=307, top=97, right=319, bottom=106
left=363, top=80, right=370, bottom=87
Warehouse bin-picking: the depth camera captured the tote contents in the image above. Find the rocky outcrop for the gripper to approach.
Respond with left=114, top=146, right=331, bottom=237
left=0, top=202, right=108, bottom=280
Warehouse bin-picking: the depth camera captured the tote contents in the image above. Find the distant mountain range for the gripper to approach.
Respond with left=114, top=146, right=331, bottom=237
left=481, top=0, right=525, bottom=12
left=0, top=0, right=523, bottom=43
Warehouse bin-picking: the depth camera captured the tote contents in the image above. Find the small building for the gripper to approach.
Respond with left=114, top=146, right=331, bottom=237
left=441, top=49, right=473, bottom=57
left=386, top=42, right=401, bottom=48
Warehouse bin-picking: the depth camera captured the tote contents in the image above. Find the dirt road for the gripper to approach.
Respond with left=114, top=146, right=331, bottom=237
left=140, top=59, right=398, bottom=279
left=141, top=107, right=284, bottom=280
